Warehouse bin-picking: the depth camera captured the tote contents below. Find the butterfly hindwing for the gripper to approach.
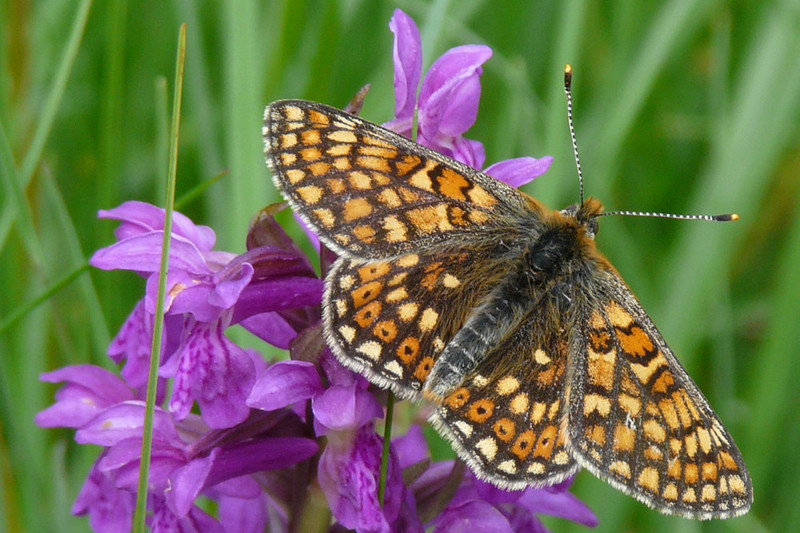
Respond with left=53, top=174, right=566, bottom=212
left=323, top=244, right=517, bottom=399
left=263, top=100, right=534, bottom=259
left=431, top=299, right=580, bottom=489
left=567, top=268, right=753, bottom=519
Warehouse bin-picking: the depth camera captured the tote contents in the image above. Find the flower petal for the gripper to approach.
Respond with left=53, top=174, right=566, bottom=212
left=389, top=9, right=422, bottom=126
left=248, top=360, right=324, bottom=411
left=484, top=156, right=553, bottom=188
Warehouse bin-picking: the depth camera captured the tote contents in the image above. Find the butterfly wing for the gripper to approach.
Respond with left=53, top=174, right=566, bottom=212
left=323, top=244, right=517, bottom=400
left=567, top=267, right=753, bottom=519
left=263, top=100, right=536, bottom=259
left=429, top=303, right=581, bottom=489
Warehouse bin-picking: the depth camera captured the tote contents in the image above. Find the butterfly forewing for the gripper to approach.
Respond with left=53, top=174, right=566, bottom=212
left=568, top=269, right=753, bottom=518
left=263, top=100, right=531, bottom=259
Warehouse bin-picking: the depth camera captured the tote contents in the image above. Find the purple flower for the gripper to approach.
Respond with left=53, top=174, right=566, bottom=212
left=383, top=9, right=553, bottom=186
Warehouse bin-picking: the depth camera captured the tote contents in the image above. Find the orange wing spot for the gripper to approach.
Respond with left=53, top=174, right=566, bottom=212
left=467, top=210, right=489, bottom=224
left=493, top=418, right=516, bottom=442
left=533, top=425, right=557, bottom=459
left=395, top=154, right=421, bottom=175
left=547, top=399, right=561, bottom=420
left=300, top=147, right=322, bottom=161
left=286, top=169, right=306, bottom=184
left=589, top=310, right=605, bottom=330
left=509, top=393, right=529, bottom=414
left=610, top=461, right=631, bottom=479
left=530, top=402, right=547, bottom=424
left=281, top=105, right=303, bottom=121
left=583, top=393, right=611, bottom=416
left=620, top=373, right=639, bottom=395
left=728, top=475, right=747, bottom=495
left=643, top=419, right=667, bottom=443
left=353, top=225, right=376, bottom=243
left=672, top=390, right=694, bottom=428
left=663, top=483, right=679, bottom=501
left=408, top=204, right=453, bottom=234
left=684, top=463, right=699, bottom=484
left=587, top=347, right=616, bottom=391
left=685, top=433, right=698, bottom=458
left=377, top=189, right=402, bottom=207
left=445, top=387, right=470, bottom=409
left=357, top=156, right=391, bottom=172
left=605, top=301, right=634, bottom=328
left=362, top=134, right=393, bottom=148
left=682, top=488, right=697, bottom=504
left=659, top=399, right=680, bottom=430
left=358, top=145, right=397, bottom=159
left=385, top=287, right=407, bottom=302
left=349, top=171, right=372, bottom=189
left=495, top=376, right=520, bottom=396
left=617, top=326, right=654, bottom=357
left=325, top=178, right=346, bottom=194
left=644, top=445, right=662, bottom=461
left=354, top=301, right=381, bottom=328
left=613, top=423, right=636, bottom=452
left=326, top=143, right=352, bottom=156
left=372, top=320, right=397, bottom=343
left=637, top=467, right=659, bottom=493
left=388, top=272, right=407, bottom=287
left=651, top=369, right=675, bottom=394
left=448, top=206, right=469, bottom=226
left=343, top=198, right=373, bottom=222
left=618, top=394, right=641, bottom=417
left=681, top=389, right=702, bottom=420
left=333, top=157, right=351, bottom=170
left=301, top=129, right=321, bottom=145
left=630, top=356, right=664, bottom=385
left=536, top=365, right=558, bottom=386
left=701, top=484, right=716, bottom=502
left=397, top=337, right=420, bottom=365
left=280, top=153, right=297, bottom=165
left=511, top=431, right=535, bottom=460
left=467, top=399, right=495, bottom=423
left=313, top=208, right=336, bottom=228
left=718, top=451, right=738, bottom=470
left=351, top=281, right=382, bottom=308
left=414, top=356, right=434, bottom=381
left=327, top=129, right=357, bottom=143
left=667, top=457, right=682, bottom=479
left=408, top=165, right=435, bottom=191
left=587, top=424, right=606, bottom=446
left=307, top=110, right=330, bottom=125
left=397, top=254, right=419, bottom=267
left=296, top=185, right=323, bottom=204
left=357, top=262, right=390, bottom=282
left=467, top=184, right=498, bottom=208
left=280, top=133, right=298, bottom=148
left=308, top=161, right=331, bottom=176
left=418, top=308, right=439, bottom=332
left=436, top=168, right=469, bottom=201
left=588, top=330, right=612, bottom=352
left=396, top=187, right=420, bottom=204
left=669, top=438, right=682, bottom=456
left=702, top=462, right=718, bottom=482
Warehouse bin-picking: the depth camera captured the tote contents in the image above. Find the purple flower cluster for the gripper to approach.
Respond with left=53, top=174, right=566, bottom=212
left=36, top=8, right=596, bottom=533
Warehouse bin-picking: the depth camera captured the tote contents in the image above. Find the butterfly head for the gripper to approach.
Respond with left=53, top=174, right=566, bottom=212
left=560, top=197, right=603, bottom=240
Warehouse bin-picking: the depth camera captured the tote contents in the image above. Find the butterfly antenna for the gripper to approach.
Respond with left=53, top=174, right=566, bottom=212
left=564, top=65, right=585, bottom=207
left=599, top=210, right=738, bottom=222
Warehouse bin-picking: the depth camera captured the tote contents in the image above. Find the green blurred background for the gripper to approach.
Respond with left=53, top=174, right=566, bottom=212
left=2, top=1, right=798, bottom=532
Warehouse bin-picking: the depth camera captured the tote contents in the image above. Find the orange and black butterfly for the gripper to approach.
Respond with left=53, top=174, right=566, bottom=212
left=261, top=73, right=752, bottom=519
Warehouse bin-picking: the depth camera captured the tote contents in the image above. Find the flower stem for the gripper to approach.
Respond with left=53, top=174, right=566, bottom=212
left=378, top=390, right=395, bottom=507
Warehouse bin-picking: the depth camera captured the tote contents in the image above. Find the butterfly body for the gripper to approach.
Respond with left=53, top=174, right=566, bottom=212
left=263, top=99, right=752, bottom=519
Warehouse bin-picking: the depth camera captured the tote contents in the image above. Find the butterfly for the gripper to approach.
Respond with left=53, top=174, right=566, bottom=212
left=261, top=87, right=752, bottom=519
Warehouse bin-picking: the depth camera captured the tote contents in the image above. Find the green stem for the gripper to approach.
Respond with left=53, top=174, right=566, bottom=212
left=378, top=391, right=395, bottom=507
left=132, top=24, right=185, bottom=533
